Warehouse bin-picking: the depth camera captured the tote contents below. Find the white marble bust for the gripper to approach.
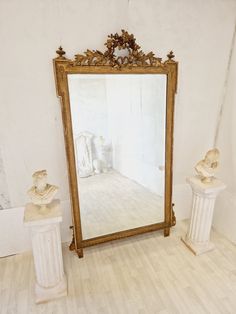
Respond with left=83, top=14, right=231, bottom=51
left=28, top=170, right=58, bottom=213
left=195, top=148, right=220, bottom=183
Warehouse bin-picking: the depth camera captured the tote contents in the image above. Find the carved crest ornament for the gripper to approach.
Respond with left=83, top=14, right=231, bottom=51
left=56, top=29, right=176, bottom=69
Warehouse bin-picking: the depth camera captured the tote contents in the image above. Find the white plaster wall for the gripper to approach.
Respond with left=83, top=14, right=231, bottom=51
left=213, top=33, right=236, bottom=244
left=0, top=200, right=72, bottom=257
left=128, top=0, right=236, bottom=186
left=0, top=0, right=236, bottom=254
left=0, top=0, right=129, bottom=210
left=0, top=148, right=11, bottom=209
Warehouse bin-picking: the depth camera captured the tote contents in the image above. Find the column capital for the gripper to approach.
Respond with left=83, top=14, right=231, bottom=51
left=186, top=176, right=226, bottom=197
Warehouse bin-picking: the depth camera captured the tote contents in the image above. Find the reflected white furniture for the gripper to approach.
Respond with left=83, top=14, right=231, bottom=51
left=75, top=132, right=94, bottom=178
left=24, top=199, right=67, bottom=303
left=93, top=136, right=111, bottom=173
left=182, top=176, right=226, bottom=255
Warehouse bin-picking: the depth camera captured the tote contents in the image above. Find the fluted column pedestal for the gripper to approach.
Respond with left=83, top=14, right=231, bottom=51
left=24, top=199, right=67, bottom=303
left=182, top=176, right=226, bottom=255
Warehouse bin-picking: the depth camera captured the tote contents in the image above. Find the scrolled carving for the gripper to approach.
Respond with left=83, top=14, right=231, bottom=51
left=69, top=226, right=75, bottom=251
left=61, top=30, right=173, bottom=69
left=171, top=203, right=176, bottom=226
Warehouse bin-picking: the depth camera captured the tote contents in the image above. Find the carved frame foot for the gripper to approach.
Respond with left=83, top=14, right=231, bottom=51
left=69, top=226, right=75, bottom=251
left=164, top=228, right=170, bottom=237
left=77, top=248, right=83, bottom=258
left=171, top=203, right=176, bottom=226
left=69, top=226, right=83, bottom=258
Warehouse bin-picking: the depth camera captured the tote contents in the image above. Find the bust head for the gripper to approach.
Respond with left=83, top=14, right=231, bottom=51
left=204, top=148, right=219, bottom=168
left=32, top=170, right=47, bottom=192
left=28, top=170, right=58, bottom=210
left=195, top=148, right=220, bottom=183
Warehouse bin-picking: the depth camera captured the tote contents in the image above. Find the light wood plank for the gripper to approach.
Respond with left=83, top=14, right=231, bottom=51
left=0, top=220, right=236, bottom=313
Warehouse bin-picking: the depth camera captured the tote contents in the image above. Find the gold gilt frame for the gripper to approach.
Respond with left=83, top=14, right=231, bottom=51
left=53, top=30, right=178, bottom=258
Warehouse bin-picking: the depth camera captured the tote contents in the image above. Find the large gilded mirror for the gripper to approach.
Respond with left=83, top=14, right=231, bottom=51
left=53, top=30, right=178, bottom=257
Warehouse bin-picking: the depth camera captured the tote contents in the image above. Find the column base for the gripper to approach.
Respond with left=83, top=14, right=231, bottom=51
left=35, top=275, right=67, bottom=304
left=181, top=236, right=215, bottom=256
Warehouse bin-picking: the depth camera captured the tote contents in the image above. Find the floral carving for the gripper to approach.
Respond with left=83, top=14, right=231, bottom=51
left=56, top=30, right=175, bottom=69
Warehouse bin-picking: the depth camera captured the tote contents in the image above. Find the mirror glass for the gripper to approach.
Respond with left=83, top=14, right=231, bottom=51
left=68, top=74, right=167, bottom=239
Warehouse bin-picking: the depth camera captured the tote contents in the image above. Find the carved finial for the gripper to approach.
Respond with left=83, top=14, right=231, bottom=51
left=56, top=46, right=66, bottom=58
left=167, top=51, right=175, bottom=61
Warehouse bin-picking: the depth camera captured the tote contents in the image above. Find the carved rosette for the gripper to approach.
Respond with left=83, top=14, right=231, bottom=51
left=55, top=30, right=176, bottom=69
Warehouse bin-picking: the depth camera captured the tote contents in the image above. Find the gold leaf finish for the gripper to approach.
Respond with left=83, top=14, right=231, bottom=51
left=56, top=30, right=171, bottom=69
left=53, top=30, right=178, bottom=258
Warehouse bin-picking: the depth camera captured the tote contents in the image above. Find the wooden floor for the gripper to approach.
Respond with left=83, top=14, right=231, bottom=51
left=79, top=170, right=164, bottom=239
left=0, top=221, right=236, bottom=314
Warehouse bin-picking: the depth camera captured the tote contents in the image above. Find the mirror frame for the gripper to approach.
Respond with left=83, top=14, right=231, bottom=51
left=53, top=30, right=178, bottom=258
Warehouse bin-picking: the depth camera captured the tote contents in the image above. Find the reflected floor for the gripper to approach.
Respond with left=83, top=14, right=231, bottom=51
left=79, top=170, right=164, bottom=239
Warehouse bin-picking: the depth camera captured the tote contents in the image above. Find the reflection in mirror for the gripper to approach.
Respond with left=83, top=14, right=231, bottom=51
left=68, top=74, right=166, bottom=239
